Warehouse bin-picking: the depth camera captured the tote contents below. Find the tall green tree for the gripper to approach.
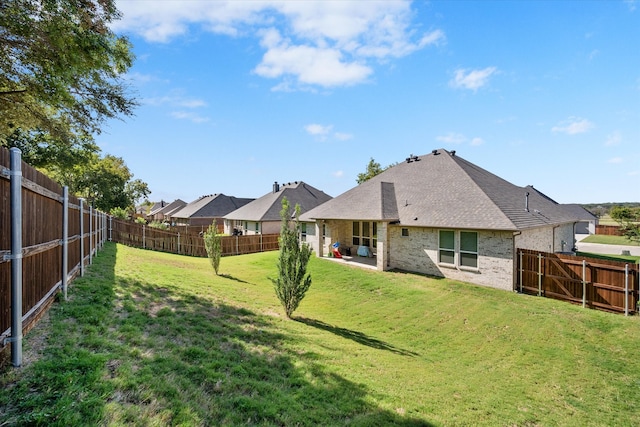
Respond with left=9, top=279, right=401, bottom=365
left=271, top=197, right=313, bottom=318
left=610, top=206, right=640, bottom=243
left=47, top=153, right=149, bottom=212
left=0, top=0, right=136, bottom=165
left=203, top=223, right=222, bottom=275
left=356, top=158, right=386, bottom=184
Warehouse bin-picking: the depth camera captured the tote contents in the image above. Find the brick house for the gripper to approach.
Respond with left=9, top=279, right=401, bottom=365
left=224, top=181, right=332, bottom=238
left=300, top=149, right=583, bottom=291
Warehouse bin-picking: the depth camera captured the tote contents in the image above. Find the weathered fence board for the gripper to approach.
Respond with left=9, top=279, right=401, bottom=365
left=596, top=225, right=623, bottom=236
left=517, top=248, right=639, bottom=315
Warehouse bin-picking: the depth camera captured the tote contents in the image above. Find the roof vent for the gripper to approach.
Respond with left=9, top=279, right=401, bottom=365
left=406, top=154, right=420, bottom=163
left=451, top=150, right=456, bottom=156
left=432, top=149, right=439, bottom=155
left=525, top=192, right=530, bottom=212
left=273, top=181, right=279, bottom=193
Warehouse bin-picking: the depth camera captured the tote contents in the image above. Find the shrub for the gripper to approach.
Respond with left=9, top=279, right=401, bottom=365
left=203, top=222, right=222, bottom=275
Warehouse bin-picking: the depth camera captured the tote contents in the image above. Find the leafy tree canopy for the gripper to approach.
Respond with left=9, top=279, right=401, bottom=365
left=610, top=206, right=640, bottom=243
left=356, top=157, right=392, bottom=184
left=0, top=0, right=136, bottom=150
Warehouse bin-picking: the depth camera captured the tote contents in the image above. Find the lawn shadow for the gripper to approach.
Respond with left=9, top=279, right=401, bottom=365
left=295, top=316, right=419, bottom=357
left=219, top=273, right=252, bottom=285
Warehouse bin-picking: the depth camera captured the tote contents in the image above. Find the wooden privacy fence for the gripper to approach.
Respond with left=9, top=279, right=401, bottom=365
left=517, top=248, right=639, bottom=315
left=109, top=218, right=279, bottom=257
left=596, top=225, right=624, bottom=236
left=1, top=147, right=107, bottom=366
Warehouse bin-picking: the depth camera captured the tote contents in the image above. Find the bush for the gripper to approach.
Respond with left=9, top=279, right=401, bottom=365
left=203, top=222, right=222, bottom=275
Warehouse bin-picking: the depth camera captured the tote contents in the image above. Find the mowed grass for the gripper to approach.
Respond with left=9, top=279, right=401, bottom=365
left=581, top=234, right=640, bottom=247
left=2, top=243, right=640, bottom=426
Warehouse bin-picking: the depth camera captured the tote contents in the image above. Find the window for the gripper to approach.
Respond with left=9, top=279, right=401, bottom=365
left=439, top=230, right=455, bottom=264
left=401, top=228, right=409, bottom=237
left=255, top=222, right=259, bottom=233
left=352, top=221, right=360, bottom=246
left=353, top=221, right=377, bottom=248
left=301, top=223, right=307, bottom=242
left=460, top=231, right=478, bottom=268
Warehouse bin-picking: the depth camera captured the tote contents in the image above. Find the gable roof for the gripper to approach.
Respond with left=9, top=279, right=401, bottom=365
left=561, top=204, right=598, bottom=221
left=171, top=194, right=254, bottom=219
left=224, top=181, right=332, bottom=222
left=149, top=199, right=187, bottom=216
left=301, top=149, right=581, bottom=231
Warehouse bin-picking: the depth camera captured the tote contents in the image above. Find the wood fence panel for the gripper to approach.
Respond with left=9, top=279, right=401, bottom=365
left=596, top=225, right=623, bottom=236
left=110, top=219, right=279, bottom=258
left=518, top=249, right=639, bottom=314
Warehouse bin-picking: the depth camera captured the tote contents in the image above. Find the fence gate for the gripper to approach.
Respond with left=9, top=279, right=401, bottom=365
left=517, top=249, right=639, bottom=315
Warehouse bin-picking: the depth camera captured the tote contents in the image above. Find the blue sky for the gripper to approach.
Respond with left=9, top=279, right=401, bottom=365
left=101, top=0, right=640, bottom=205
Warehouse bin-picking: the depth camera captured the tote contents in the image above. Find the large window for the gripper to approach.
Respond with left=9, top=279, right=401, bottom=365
left=439, top=230, right=455, bottom=264
left=439, top=230, right=478, bottom=269
left=353, top=221, right=377, bottom=248
left=460, top=231, right=478, bottom=268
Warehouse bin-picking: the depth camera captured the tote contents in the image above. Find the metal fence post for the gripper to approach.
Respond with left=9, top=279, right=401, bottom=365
left=625, top=264, right=629, bottom=317
left=109, top=215, right=112, bottom=241
left=89, top=205, right=93, bottom=265
left=143, top=224, right=146, bottom=249
left=177, top=232, right=180, bottom=254
left=537, top=253, right=543, bottom=297
left=9, top=148, right=23, bottom=367
left=582, top=260, right=586, bottom=308
left=518, top=250, right=523, bottom=293
left=80, top=199, right=85, bottom=277
left=62, top=186, right=69, bottom=301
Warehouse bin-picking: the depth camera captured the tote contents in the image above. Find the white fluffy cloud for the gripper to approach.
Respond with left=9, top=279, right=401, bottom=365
left=113, top=0, right=442, bottom=89
left=551, top=117, right=595, bottom=135
left=304, top=123, right=353, bottom=142
left=450, top=67, right=497, bottom=91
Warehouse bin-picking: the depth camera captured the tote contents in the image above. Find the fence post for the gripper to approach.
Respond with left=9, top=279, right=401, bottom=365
left=8, top=148, right=23, bottom=367
left=582, top=260, right=587, bottom=308
left=109, top=215, right=112, bottom=241
left=625, top=264, right=629, bottom=317
left=537, top=253, right=543, bottom=297
left=89, top=205, right=93, bottom=265
left=80, top=199, right=85, bottom=277
left=177, top=232, right=180, bottom=254
left=143, top=224, right=146, bottom=249
left=518, top=250, right=523, bottom=293
left=236, top=235, right=239, bottom=255
left=62, top=186, right=69, bottom=301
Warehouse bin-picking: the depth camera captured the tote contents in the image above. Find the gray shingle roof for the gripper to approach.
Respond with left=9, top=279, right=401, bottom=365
left=149, top=199, right=186, bottom=216
left=301, top=149, right=582, bottom=231
left=224, top=181, right=332, bottom=222
left=171, top=194, right=254, bottom=220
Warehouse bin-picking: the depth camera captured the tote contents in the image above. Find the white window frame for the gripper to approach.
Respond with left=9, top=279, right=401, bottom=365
left=438, top=229, right=479, bottom=270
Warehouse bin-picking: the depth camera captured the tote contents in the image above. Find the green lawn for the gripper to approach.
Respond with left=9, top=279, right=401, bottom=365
left=2, top=243, right=639, bottom=426
left=581, top=234, right=640, bottom=247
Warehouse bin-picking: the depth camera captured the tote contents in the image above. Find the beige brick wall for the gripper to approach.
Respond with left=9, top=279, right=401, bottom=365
left=388, top=226, right=515, bottom=291
left=515, top=224, right=575, bottom=253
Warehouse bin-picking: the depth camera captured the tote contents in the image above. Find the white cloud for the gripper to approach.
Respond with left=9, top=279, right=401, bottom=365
left=605, top=131, right=622, bottom=146
left=624, top=0, right=637, bottom=12
left=334, top=132, right=353, bottom=141
left=551, top=117, right=595, bottom=135
left=608, top=157, right=623, bottom=164
left=170, top=111, right=210, bottom=123
left=113, top=0, right=442, bottom=89
left=450, top=67, right=498, bottom=92
left=436, top=132, right=466, bottom=144
left=470, top=137, right=484, bottom=146
left=143, top=95, right=207, bottom=108
left=304, top=123, right=333, bottom=136
left=332, top=170, right=344, bottom=178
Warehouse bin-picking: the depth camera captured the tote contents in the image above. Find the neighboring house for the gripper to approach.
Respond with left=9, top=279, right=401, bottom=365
left=562, top=204, right=598, bottom=235
left=224, top=181, right=332, bottom=245
left=300, top=149, right=585, bottom=291
left=148, top=199, right=186, bottom=222
left=171, top=194, right=254, bottom=230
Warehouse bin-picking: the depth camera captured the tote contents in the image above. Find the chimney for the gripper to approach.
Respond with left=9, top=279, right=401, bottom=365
left=525, top=192, right=530, bottom=212
left=273, top=181, right=280, bottom=193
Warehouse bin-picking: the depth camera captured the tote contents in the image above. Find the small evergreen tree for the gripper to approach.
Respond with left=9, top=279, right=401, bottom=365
left=272, top=197, right=312, bottom=318
left=610, top=206, right=640, bottom=243
left=204, top=222, right=222, bottom=275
